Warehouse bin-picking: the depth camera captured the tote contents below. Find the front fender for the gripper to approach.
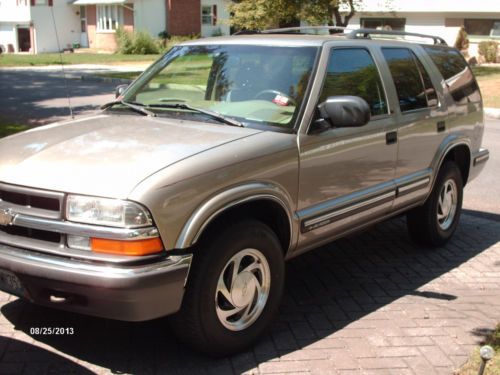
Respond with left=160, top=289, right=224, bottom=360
left=175, top=182, right=298, bottom=251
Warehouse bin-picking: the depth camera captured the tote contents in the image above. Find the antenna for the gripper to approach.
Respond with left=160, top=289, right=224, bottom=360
left=50, top=5, right=74, bottom=119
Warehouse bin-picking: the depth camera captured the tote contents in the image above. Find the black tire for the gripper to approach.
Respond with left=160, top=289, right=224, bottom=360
left=170, top=220, right=285, bottom=356
left=407, top=161, right=463, bottom=247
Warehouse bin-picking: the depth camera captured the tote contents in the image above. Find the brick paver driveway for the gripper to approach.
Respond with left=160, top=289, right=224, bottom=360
left=0, top=212, right=499, bottom=374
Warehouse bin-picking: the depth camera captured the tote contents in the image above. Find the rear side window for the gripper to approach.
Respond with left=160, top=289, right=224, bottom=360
left=381, top=48, right=437, bottom=112
left=319, top=48, right=388, bottom=116
left=423, top=46, right=480, bottom=104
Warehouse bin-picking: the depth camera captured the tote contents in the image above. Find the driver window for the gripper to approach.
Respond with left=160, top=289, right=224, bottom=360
left=320, top=48, right=388, bottom=116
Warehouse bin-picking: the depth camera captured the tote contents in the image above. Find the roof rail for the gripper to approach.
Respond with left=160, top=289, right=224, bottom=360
left=263, top=26, right=347, bottom=34
left=347, top=28, right=447, bottom=45
left=232, top=26, right=347, bottom=36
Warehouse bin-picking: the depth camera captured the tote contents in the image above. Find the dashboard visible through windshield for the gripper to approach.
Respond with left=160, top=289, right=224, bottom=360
left=122, top=44, right=319, bottom=129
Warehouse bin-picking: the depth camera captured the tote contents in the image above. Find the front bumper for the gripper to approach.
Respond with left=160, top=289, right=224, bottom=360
left=0, top=244, right=192, bottom=321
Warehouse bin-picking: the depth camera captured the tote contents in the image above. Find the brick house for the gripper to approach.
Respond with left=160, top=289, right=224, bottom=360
left=0, top=0, right=231, bottom=53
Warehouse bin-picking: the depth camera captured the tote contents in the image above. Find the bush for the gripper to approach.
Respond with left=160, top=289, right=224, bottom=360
left=454, top=26, right=469, bottom=52
left=159, top=34, right=200, bottom=53
left=116, top=26, right=133, bottom=54
left=478, top=41, right=499, bottom=63
left=115, top=27, right=160, bottom=55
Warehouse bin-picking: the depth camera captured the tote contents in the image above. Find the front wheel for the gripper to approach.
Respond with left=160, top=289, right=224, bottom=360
left=407, top=161, right=463, bottom=247
left=171, top=220, right=285, bottom=356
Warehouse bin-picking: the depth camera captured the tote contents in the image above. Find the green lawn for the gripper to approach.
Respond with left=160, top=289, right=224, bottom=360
left=0, top=53, right=161, bottom=67
left=472, top=66, right=500, bottom=108
left=0, top=122, right=31, bottom=138
left=459, top=324, right=500, bottom=375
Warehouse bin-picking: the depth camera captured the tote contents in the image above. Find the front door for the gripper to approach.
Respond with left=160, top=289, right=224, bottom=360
left=17, top=27, right=30, bottom=52
left=297, top=46, right=398, bottom=251
left=80, top=6, right=89, bottom=47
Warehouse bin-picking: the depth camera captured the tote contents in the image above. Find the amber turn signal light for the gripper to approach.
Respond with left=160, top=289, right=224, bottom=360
left=90, top=237, right=164, bottom=256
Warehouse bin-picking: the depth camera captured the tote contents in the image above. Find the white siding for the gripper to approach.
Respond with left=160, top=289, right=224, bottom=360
left=353, top=0, right=500, bottom=13
left=133, top=0, right=166, bottom=37
left=0, top=0, right=31, bottom=22
left=30, top=0, right=80, bottom=53
left=201, top=0, right=230, bottom=37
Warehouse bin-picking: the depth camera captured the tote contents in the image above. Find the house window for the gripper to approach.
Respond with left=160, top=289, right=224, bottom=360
left=464, top=19, right=500, bottom=37
left=361, top=18, right=406, bottom=31
left=97, top=5, right=123, bottom=32
left=202, top=5, right=217, bottom=26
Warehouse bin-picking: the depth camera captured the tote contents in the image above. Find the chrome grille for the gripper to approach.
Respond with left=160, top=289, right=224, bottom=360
left=0, top=182, right=65, bottom=249
left=0, top=182, right=64, bottom=219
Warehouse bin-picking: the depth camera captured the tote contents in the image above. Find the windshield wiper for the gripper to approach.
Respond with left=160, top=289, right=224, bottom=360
left=101, top=100, right=156, bottom=117
left=147, top=103, right=244, bottom=127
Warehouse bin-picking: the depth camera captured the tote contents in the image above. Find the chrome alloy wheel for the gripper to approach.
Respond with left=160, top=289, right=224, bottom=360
left=215, top=248, right=271, bottom=331
left=437, top=178, right=458, bottom=231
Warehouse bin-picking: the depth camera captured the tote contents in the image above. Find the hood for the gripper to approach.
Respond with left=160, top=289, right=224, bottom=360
left=0, top=114, right=261, bottom=198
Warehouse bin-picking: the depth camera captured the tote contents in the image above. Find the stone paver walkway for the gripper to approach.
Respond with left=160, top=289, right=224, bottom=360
left=0, top=213, right=499, bottom=374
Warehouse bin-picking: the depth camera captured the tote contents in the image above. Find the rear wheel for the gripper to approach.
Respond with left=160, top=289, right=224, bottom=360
left=171, top=220, right=285, bottom=356
left=407, top=161, right=463, bottom=247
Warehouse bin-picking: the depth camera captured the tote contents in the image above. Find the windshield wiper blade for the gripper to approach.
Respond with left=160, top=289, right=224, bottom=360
left=147, top=103, right=244, bottom=127
left=101, top=100, right=156, bottom=117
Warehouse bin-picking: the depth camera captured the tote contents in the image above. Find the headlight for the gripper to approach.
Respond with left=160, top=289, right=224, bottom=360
left=66, top=195, right=153, bottom=228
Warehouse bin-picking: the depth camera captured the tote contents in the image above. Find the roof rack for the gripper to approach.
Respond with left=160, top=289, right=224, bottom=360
left=232, top=26, right=448, bottom=46
left=233, top=26, right=347, bottom=35
left=263, top=26, right=347, bottom=34
left=347, top=29, right=447, bottom=45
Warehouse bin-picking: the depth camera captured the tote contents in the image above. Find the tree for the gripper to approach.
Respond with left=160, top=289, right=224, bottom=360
left=229, top=0, right=359, bottom=31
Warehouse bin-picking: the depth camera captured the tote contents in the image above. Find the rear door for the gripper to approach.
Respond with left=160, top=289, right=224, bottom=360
left=380, top=46, right=448, bottom=210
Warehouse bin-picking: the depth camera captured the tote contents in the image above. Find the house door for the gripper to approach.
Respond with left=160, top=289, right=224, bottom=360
left=80, top=6, right=89, bottom=47
left=17, top=28, right=30, bottom=52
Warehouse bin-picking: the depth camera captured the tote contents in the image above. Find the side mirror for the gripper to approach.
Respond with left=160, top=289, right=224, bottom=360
left=115, top=84, right=128, bottom=99
left=318, top=96, right=371, bottom=128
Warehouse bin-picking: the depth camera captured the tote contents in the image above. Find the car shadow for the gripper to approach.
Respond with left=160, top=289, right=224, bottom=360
left=1, top=212, right=499, bottom=374
left=0, top=336, right=94, bottom=374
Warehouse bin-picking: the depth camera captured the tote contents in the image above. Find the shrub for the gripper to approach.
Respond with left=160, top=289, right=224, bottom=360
left=478, top=41, right=499, bottom=63
left=131, top=31, right=160, bottom=54
left=454, top=26, right=469, bottom=52
left=116, top=26, right=133, bottom=54
left=115, top=27, right=160, bottom=55
left=159, top=34, right=200, bottom=53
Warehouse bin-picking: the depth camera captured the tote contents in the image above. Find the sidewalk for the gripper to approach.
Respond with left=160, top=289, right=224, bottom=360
left=0, top=213, right=499, bottom=374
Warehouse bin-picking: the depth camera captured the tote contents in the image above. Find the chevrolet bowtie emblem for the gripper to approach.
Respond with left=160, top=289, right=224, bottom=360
left=0, top=209, right=15, bottom=226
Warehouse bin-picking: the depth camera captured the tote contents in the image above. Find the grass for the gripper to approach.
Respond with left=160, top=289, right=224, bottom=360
left=0, top=53, right=161, bottom=67
left=472, top=66, right=500, bottom=108
left=95, top=54, right=212, bottom=85
left=457, top=324, right=500, bottom=375
left=0, top=121, right=31, bottom=138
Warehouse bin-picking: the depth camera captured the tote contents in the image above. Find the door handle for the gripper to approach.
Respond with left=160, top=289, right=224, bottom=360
left=386, top=131, right=397, bottom=145
left=437, top=121, right=446, bottom=132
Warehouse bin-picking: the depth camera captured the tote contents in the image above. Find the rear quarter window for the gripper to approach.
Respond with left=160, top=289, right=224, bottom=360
left=423, top=46, right=481, bottom=104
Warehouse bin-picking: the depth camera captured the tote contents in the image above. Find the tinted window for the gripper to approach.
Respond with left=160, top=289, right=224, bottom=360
left=382, top=48, right=436, bottom=112
left=415, top=55, right=438, bottom=107
left=423, top=46, right=480, bottom=104
left=320, top=48, right=388, bottom=116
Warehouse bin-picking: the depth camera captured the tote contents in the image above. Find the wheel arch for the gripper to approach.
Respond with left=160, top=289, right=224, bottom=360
left=432, top=136, right=472, bottom=190
left=175, top=183, right=296, bottom=254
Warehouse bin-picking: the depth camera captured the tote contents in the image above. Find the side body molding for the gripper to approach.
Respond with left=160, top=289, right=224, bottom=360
left=175, top=182, right=297, bottom=252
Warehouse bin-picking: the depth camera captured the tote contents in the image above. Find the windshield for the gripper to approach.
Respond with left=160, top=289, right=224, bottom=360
left=122, top=44, right=318, bottom=129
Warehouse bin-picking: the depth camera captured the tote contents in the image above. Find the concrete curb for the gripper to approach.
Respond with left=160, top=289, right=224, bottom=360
left=485, top=107, right=500, bottom=119
left=80, top=74, right=134, bottom=85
